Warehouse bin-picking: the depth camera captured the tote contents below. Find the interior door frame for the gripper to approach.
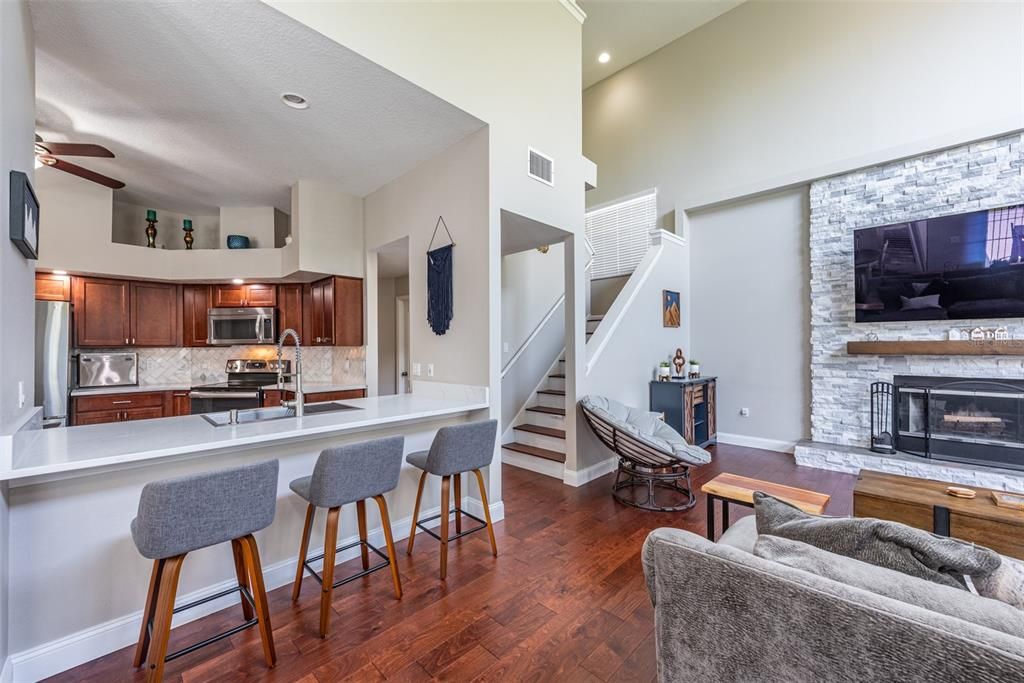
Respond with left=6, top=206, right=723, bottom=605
left=395, top=295, right=410, bottom=393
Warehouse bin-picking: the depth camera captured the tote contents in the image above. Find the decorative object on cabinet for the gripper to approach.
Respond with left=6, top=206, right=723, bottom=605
left=949, top=328, right=963, bottom=341
left=427, top=215, right=455, bottom=336
left=662, top=290, right=680, bottom=327
left=688, top=359, right=700, bottom=378
left=996, top=326, right=1010, bottom=340
left=145, top=209, right=158, bottom=248
left=672, top=348, right=686, bottom=377
left=649, top=377, right=717, bottom=448
left=183, top=218, right=194, bottom=250
left=869, top=381, right=896, bottom=454
left=9, top=170, right=39, bottom=259
left=971, top=327, right=985, bottom=341
left=658, top=362, right=672, bottom=381
left=227, top=234, right=250, bottom=249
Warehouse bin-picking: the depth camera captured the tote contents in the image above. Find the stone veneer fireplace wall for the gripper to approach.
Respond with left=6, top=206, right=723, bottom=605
left=796, top=132, right=1024, bottom=490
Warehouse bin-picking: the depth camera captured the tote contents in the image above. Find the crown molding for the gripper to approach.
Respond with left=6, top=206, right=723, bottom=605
left=558, top=0, right=586, bottom=24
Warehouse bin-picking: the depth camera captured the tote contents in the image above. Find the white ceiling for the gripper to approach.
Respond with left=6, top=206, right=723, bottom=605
left=376, top=237, right=409, bottom=279
left=580, top=0, right=744, bottom=89
left=29, top=0, right=484, bottom=215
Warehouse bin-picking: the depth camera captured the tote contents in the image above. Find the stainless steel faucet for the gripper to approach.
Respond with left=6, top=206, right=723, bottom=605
left=277, top=328, right=304, bottom=417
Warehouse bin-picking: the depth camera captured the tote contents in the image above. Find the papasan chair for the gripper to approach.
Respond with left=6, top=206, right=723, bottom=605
left=580, top=395, right=712, bottom=512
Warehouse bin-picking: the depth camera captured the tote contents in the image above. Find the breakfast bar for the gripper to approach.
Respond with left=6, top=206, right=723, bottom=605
left=0, top=386, right=494, bottom=681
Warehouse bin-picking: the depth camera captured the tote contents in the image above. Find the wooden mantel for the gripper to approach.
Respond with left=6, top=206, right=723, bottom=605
left=847, top=340, right=1024, bottom=356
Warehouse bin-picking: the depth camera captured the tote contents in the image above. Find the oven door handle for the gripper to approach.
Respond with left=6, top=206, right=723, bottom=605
left=188, top=391, right=260, bottom=399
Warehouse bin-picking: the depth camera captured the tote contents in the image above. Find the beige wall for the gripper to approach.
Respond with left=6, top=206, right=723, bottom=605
left=364, top=129, right=490, bottom=387
left=377, top=277, right=397, bottom=395
left=589, top=275, right=628, bottom=317
left=294, top=180, right=364, bottom=278
left=112, top=201, right=219, bottom=250
left=501, top=243, right=564, bottom=367
left=220, top=206, right=276, bottom=249
left=690, top=187, right=810, bottom=450
left=584, top=1, right=1024, bottom=214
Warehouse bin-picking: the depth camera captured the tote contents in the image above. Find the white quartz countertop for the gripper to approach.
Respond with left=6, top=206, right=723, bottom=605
left=2, top=391, right=488, bottom=483
left=70, top=384, right=191, bottom=397
left=260, top=382, right=367, bottom=394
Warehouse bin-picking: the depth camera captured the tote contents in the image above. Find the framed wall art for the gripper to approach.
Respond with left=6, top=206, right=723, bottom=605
left=9, top=170, right=39, bottom=260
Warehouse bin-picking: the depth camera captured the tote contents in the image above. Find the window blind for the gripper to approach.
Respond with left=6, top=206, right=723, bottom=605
left=585, top=192, right=657, bottom=279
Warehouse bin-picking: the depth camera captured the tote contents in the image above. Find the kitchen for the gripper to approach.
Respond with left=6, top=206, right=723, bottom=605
left=35, top=272, right=369, bottom=426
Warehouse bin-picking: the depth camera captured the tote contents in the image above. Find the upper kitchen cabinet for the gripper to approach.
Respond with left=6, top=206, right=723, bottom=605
left=182, top=284, right=212, bottom=347
left=212, top=283, right=277, bottom=308
left=309, top=276, right=363, bottom=346
left=74, top=276, right=180, bottom=347
left=73, top=277, right=131, bottom=347
left=277, top=283, right=303, bottom=346
left=35, top=272, right=72, bottom=301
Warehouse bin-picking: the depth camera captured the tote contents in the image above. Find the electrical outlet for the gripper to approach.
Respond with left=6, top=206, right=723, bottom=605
left=412, top=363, right=422, bottom=376
left=427, top=364, right=435, bottom=377
left=740, top=407, right=750, bottom=417
left=17, top=381, right=25, bottom=409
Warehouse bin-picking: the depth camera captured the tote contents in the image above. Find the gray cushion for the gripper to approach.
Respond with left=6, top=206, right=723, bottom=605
left=717, top=515, right=757, bottom=554
left=406, top=420, right=497, bottom=476
left=976, top=556, right=1024, bottom=611
left=580, top=395, right=711, bottom=465
left=754, top=534, right=1024, bottom=639
left=292, top=436, right=404, bottom=508
left=131, top=460, right=278, bottom=560
left=753, top=492, right=1002, bottom=589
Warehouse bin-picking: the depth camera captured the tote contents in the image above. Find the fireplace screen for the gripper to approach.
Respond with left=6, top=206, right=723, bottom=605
left=894, top=376, right=1024, bottom=471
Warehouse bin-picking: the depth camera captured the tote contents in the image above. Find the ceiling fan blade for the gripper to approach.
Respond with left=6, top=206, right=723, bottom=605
left=36, top=142, right=115, bottom=158
left=48, top=158, right=125, bottom=189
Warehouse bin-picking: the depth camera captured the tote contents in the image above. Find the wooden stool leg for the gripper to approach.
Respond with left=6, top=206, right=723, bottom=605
left=407, top=471, right=427, bottom=556
left=356, top=499, right=370, bottom=570
left=133, top=558, right=164, bottom=668
left=320, top=506, right=341, bottom=638
left=454, top=473, right=462, bottom=534
left=144, top=554, right=185, bottom=683
left=473, top=469, right=498, bottom=557
left=240, top=535, right=276, bottom=667
left=231, top=539, right=254, bottom=620
left=439, top=475, right=451, bottom=580
left=292, top=503, right=315, bottom=603
left=374, top=494, right=403, bottom=599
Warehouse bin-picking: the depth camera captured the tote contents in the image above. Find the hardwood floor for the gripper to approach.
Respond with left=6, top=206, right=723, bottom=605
left=47, top=445, right=855, bottom=683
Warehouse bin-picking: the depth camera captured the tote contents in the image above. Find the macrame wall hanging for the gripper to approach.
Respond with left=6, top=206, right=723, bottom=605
left=426, top=215, right=455, bottom=336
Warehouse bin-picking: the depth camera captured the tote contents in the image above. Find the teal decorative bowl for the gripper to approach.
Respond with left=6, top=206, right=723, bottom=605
left=226, top=235, right=250, bottom=249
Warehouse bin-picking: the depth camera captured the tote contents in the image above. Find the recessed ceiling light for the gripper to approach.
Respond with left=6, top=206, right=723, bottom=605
left=53, top=270, right=67, bottom=275
left=281, top=93, right=309, bottom=110
left=598, top=52, right=611, bottom=64
left=232, top=278, right=245, bottom=285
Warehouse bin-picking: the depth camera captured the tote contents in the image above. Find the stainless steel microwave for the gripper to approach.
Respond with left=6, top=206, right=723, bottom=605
left=207, top=308, right=276, bottom=345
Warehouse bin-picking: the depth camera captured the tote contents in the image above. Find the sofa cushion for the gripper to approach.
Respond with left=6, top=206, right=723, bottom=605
left=717, top=515, right=757, bottom=554
left=753, top=534, right=1024, bottom=638
left=753, top=492, right=1001, bottom=589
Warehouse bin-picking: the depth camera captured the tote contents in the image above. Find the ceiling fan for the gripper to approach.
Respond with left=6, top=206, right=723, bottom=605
left=34, top=134, right=125, bottom=189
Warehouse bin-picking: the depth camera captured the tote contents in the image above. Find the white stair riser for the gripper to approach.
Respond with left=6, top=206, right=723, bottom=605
left=535, top=392, right=565, bottom=409
left=501, top=450, right=564, bottom=479
left=525, top=410, right=565, bottom=430
left=513, top=430, right=566, bottom=451
left=546, top=376, right=566, bottom=392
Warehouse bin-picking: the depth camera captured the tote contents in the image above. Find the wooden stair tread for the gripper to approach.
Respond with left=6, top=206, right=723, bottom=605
left=526, top=405, right=566, bottom=416
left=537, top=389, right=565, bottom=396
left=513, top=424, right=566, bottom=439
left=502, top=442, right=566, bottom=463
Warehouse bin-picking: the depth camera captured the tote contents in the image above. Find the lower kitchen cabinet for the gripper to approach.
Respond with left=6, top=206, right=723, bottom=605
left=168, top=390, right=192, bottom=416
left=261, top=388, right=366, bottom=407
left=73, top=390, right=191, bottom=425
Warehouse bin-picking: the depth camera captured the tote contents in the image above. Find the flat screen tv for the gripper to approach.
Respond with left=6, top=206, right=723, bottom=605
left=854, top=203, right=1024, bottom=323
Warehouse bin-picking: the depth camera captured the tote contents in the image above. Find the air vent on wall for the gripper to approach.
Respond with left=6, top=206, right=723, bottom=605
left=528, top=147, right=554, bottom=186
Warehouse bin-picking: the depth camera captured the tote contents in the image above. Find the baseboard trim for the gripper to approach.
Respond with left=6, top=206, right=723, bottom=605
left=717, top=432, right=797, bottom=454
left=9, top=497, right=504, bottom=683
left=562, top=457, right=617, bottom=487
left=502, top=449, right=565, bottom=479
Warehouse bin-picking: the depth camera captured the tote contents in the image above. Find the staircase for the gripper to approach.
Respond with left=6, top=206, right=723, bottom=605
left=501, top=315, right=603, bottom=477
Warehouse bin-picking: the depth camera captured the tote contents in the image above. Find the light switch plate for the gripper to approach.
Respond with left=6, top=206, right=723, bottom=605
left=412, top=363, right=422, bottom=376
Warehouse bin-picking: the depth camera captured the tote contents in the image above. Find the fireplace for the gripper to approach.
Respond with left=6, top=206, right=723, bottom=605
left=894, top=375, right=1024, bottom=471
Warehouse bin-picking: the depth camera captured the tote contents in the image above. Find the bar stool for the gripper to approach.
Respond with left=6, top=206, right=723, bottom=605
left=406, top=419, right=498, bottom=579
left=130, top=460, right=279, bottom=683
left=290, top=435, right=404, bottom=638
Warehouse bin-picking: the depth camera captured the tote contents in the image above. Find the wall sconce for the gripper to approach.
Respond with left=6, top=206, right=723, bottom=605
left=536, top=245, right=550, bottom=254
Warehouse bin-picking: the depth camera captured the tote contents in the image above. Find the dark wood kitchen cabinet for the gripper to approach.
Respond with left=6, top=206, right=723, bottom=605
left=167, top=390, right=192, bottom=416
left=73, top=277, right=132, bottom=347
left=35, top=272, right=71, bottom=301
left=277, top=283, right=303, bottom=345
left=212, top=283, right=277, bottom=308
left=73, top=391, right=167, bottom=425
left=182, top=284, right=212, bottom=347
left=130, top=281, right=180, bottom=346
left=309, top=276, right=363, bottom=346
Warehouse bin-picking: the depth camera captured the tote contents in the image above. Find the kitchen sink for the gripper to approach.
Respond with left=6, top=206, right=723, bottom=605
left=201, top=402, right=361, bottom=427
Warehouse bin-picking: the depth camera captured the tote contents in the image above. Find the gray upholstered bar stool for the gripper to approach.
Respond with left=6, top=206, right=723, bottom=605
left=290, top=435, right=404, bottom=638
left=406, top=419, right=499, bottom=579
left=130, top=460, right=279, bottom=683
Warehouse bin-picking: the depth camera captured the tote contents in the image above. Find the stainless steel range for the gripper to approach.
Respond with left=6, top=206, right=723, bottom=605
left=189, top=359, right=291, bottom=415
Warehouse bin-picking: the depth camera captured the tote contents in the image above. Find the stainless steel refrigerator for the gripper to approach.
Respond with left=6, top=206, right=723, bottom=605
left=34, top=300, right=72, bottom=427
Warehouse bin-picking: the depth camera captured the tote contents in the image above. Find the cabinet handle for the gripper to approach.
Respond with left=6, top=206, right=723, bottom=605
left=125, top=338, right=129, bottom=345
left=131, top=338, right=136, bottom=345
left=323, top=337, right=331, bottom=343
left=112, top=400, right=132, bottom=405
left=316, top=337, right=321, bottom=343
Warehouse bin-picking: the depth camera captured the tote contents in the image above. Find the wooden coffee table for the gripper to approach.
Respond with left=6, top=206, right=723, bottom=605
left=701, top=473, right=831, bottom=540
left=854, top=470, right=1024, bottom=560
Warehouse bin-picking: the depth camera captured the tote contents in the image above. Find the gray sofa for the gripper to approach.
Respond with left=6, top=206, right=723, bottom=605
left=642, top=517, right=1024, bottom=682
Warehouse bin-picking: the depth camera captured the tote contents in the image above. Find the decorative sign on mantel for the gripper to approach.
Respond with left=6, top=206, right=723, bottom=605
left=427, top=215, right=455, bottom=336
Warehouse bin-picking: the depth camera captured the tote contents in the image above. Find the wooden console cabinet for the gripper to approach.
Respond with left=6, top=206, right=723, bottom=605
left=649, top=377, right=717, bottom=447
